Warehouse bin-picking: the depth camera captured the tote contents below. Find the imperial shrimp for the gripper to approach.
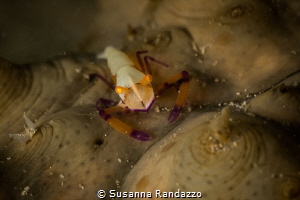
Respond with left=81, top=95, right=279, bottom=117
left=90, top=46, right=189, bottom=141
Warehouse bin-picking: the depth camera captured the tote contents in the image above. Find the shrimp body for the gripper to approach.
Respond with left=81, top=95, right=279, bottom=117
left=91, top=46, right=190, bottom=141
left=104, top=46, right=154, bottom=111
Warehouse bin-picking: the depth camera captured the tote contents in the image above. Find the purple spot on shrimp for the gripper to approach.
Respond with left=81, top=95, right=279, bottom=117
left=181, top=71, right=189, bottom=83
left=131, top=130, right=151, bottom=141
left=168, top=106, right=182, bottom=123
left=96, top=98, right=118, bottom=109
left=98, top=110, right=111, bottom=121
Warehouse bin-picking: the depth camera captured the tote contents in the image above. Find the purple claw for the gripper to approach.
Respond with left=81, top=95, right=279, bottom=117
left=168, top=106, right=182, bottom=123
left=131, top=130, right=151, bottom=141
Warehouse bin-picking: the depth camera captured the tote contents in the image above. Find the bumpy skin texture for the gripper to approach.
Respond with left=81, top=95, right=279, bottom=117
left=122, top=108, right=300, bottom=200
left=0, top=1, right=299, bottom=200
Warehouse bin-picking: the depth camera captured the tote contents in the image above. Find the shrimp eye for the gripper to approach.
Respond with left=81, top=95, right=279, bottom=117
left=140, top=74, right=152, bottom=86
left=115, top=86, right=129, bottom=94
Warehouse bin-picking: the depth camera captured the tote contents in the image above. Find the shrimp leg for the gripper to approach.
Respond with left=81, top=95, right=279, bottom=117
left=136, top=51, right=169, bottom=75
left=156, top=71, right=190, bottom=123
left=89, top=73, right=115, bottom=90
left=96, top=104, right=151, bottom=141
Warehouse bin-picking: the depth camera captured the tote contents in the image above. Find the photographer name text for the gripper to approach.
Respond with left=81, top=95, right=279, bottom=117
left=97, top=189, right=202, bottom=198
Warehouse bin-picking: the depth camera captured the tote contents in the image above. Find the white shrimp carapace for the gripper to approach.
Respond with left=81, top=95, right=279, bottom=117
left=93, top=46, right=189, bottom=141
left=104, top=46, right=155, bottom=111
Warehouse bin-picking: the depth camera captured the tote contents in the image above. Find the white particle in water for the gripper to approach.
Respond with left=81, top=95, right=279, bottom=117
left=79, top=184, right=84, bottom=189
left=21, top=186, right=30, bottom=196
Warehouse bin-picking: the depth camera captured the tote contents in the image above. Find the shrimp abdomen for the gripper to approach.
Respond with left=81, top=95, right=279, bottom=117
left=105, top=46, right=134, bottom=75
